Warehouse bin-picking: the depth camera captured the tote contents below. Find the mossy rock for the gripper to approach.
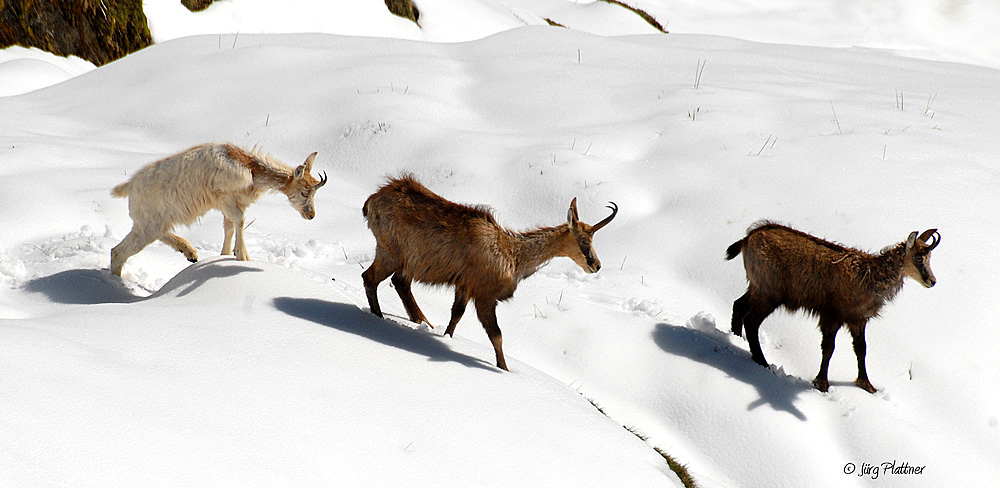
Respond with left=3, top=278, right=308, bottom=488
left=181, top=0, right=215, bottom=12
left=385, top=0, right=419, bottom=24
left=0, top=0, right=153, bottom=66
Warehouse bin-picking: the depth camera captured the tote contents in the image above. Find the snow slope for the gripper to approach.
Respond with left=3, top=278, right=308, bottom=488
left=2, top=1, right=999, bottom=487
left=2, top=257, right=674, bottom=486
left=141, top=0, right=1000, bottom=68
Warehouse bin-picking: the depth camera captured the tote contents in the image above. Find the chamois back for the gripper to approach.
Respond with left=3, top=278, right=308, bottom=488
left=361, top=174, right=618, bottom=371
left=364, top=175, right=509, bottom=290
left=109, top=143, right=325, bottom=276
left=727, top=220, right=939, bottom=392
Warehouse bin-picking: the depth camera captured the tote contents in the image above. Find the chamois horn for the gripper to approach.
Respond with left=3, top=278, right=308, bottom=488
left=919, top=228, right=940, bottom=251
left=591, top=202, right=618, bottom=232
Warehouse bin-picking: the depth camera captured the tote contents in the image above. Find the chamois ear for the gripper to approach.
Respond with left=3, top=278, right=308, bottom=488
left=295, top=152, right=318, bottom=180
left=567, top=198, right=580, bottom=226
left=303, top=152, right=317, bottom=172
left=905, top=231, right=919, bottom=251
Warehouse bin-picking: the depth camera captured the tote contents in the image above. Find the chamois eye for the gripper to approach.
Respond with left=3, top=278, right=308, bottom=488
left=301, top=191, right=310, bottom=198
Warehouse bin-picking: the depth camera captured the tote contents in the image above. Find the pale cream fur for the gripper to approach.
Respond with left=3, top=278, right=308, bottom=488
left=109, top=143, right=325, bottom=276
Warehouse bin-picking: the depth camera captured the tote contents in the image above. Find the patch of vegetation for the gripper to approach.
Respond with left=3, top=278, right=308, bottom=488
left=0, top=0, right=152, bottom=66
left=586, top=397, right=697, bottom=487
left=544, top=18, right=566, bottom=28
left=626, top=426, right=699, bottom=488
left=598, top=0, right=668, bottom=33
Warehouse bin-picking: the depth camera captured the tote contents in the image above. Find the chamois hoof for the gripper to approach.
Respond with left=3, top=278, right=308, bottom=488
left=812, top=377, right=830, bottom=392
left=751, top=355, right=769, bottom=368
left=730, top=317, right=744, bottom=336
left=855, top=378, right=878, bottom=394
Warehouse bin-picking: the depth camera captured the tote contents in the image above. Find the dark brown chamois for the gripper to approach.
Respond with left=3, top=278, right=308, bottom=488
left=726, top=221, right=939, bottom=393
left=362, top=175, right=617, bottom=371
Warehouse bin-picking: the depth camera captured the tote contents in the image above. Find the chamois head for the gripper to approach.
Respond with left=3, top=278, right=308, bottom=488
left=565, top=198, right=618, bottom=273
left=287, top=152, right=327, bottom=220
left=902, top=228, right=940, bottom=288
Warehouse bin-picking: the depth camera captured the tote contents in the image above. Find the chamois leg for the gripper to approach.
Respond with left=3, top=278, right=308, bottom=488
left=110, top=227, right=158, bottom=276
left=221, top=205, right=250, bottom=260
left=731, top=292, right=751, bottom=336
left=445, top=287, right=470, bottom=337
left=232, top=216, right=250, bottom=260
left=160, top=233, right=198, bottom=263
left=474, top=299, right=507, bottom=371
left=813, top=318, right=841, bottom=392
left=390, top=273, right=430, bottom=326
left=222, top=217, right=236, bottom=255
left=849, top=322, right=877, bottom=393
left=362, top=251, right=394, bottom=319
left=742, top=299, right=775, bottom=367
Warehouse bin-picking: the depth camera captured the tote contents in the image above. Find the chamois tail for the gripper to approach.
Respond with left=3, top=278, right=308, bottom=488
left=111, top=181, right=131, bottom=198
left=725, top=238, right=746, bottom=261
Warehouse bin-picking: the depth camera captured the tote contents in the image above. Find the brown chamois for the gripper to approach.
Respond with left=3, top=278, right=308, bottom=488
left=362, top=175, right=617, bottom=371
left=726, top=220, right=939, bottom=393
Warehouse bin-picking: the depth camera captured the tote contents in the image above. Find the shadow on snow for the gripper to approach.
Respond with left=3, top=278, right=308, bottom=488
left=151, top=260, right=263, bottom=298
left=21, top=259, right=264, bottom=304
left=23, top=268, right=143, bottom=304
left=652, top=322, right=809, bottom=421
left=273, top=297, right=498, bottom=373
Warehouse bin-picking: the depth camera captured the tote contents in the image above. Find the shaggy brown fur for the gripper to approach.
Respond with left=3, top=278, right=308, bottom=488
left=362, top=175, right=617, bottom=371
left=726, top=220, right=939, bottom=393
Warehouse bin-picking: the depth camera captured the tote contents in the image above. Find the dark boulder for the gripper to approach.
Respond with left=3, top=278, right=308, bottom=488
left=385, top=0, right=419, bottom=24
left=181, top=0, right=215, bottom=12
left=0, top=0, right=152, bottom=66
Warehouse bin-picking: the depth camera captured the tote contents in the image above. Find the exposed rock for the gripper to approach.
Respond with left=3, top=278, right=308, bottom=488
left=0, top=0, right=152, bottom=66
left=385, top=0, right=419, bottom=24
left=181, top=0, right=215, bottom=12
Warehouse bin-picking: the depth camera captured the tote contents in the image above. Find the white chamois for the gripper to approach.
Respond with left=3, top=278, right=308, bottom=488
left=110, top=143, right=326, bottom=276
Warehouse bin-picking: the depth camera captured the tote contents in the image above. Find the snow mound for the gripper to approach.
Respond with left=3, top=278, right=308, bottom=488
left=2, top=258, right=679, bottom=486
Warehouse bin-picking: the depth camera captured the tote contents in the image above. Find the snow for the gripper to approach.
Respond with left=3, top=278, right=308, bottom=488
left=2, top=1, right=999, bottom=487
left=0, top=47, right=95, bottom=97
left=4, top=257, right=671, bottom=486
